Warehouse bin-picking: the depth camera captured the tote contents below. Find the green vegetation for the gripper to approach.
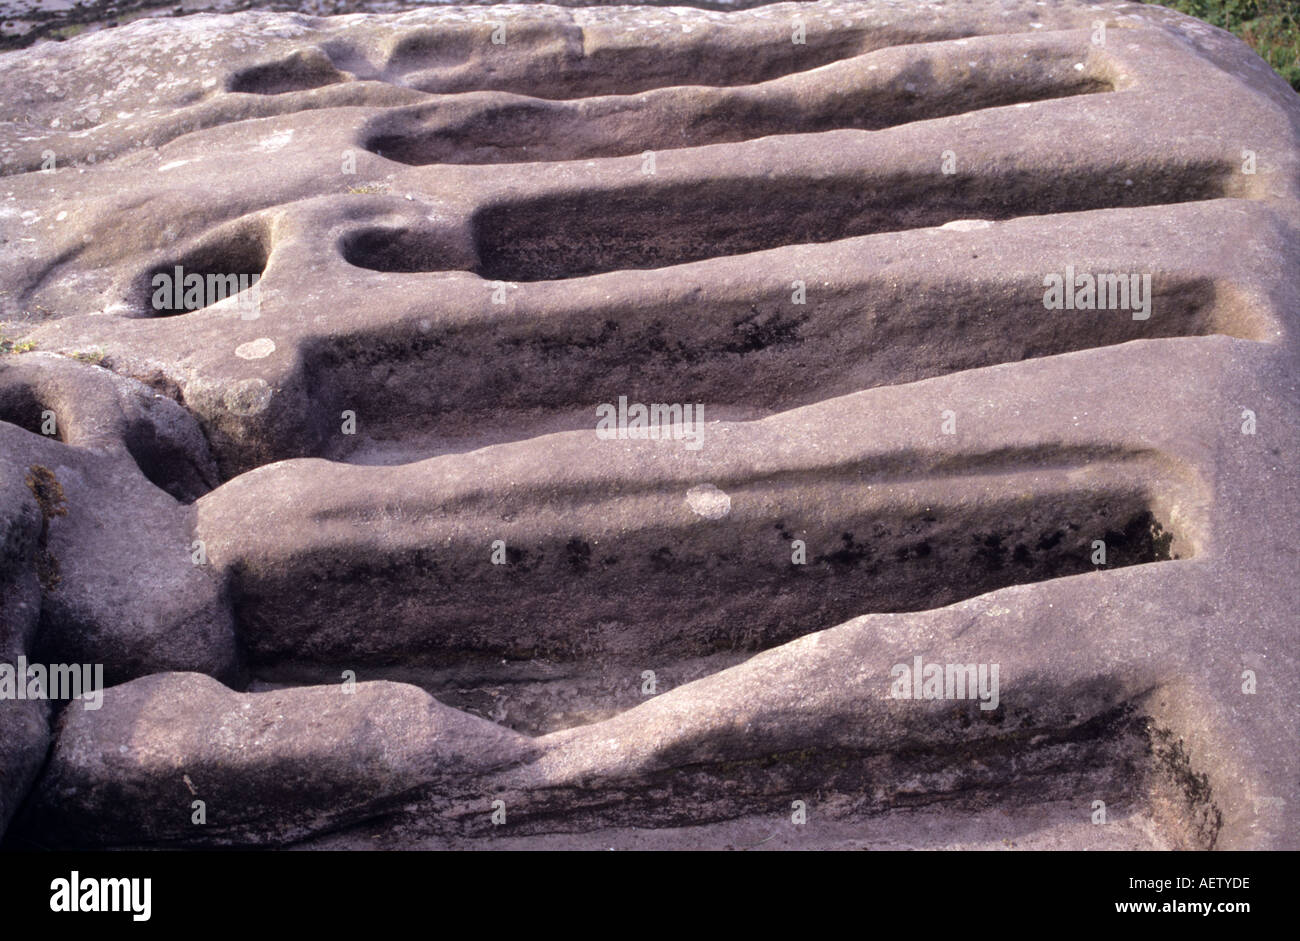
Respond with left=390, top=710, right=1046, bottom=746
left=0, top=334, right=36, bottom=354
left=25, top=465, right=68, bottom=592
left=1147, top=0, right=1300, bottom=91
left=47, top=24, right=90, bottom=41
left=68, top=348, right=108, bottom=367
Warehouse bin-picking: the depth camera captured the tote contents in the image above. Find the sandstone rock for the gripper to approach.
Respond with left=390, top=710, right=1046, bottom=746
left=1, top=0, right=1297, bottom=849
left=0, top=463, right=48, bottom=837
left=18, top=672, right=535, bottom=846
left=0, top=356, right=238, bottom=686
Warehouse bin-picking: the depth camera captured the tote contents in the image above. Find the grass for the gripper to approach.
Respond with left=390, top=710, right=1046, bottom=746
left=67, top=348, right=108, bottom=367
left=47, top=24, right=90, bottom=41
left=1145, top=0, right=1300, bottom=91
left=0, top=335, right=36, bottom=355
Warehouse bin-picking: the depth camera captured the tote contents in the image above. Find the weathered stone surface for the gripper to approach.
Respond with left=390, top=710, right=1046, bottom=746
left=0, top=461, right=48, bottom=837
left=19, top=672, right=536, bottom=845
left=0, top=355, right=238, bottom=691
left=1, top=1, right=1297, bottom=849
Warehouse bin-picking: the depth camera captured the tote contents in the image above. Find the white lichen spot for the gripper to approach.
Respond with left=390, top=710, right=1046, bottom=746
left=686, top=484, right=731, bottom=520
left=940, top=219, right=993, bottom=231
left=235, top=338, right=276, bottom=360
left=257, top=129, right=294, bottom=153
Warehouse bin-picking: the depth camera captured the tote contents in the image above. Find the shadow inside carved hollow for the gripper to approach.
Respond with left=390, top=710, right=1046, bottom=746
left=136, top=228, right=269, bottom=318
left=0, top=385, right=62, bottom=442
left=545, top=689, right=1216, bottom=849
left=122, top=420, right=218, bottom=504
left=380, top=22, right=872, bottom=100
left=240, top=494, right=1188, bottom=742
left=227, top=49, right=346, bottom=95
left=362, top=70, right=1110, bottom=167
left=339, top=227, right=449, bottom=273
left=297, top=274, right=1260, bottom=472
left=234, top=464, right=1190, bottom=735
left=469, top=163, right=1242, bottom=281
left=329, top=164, right=1249, bottom=281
